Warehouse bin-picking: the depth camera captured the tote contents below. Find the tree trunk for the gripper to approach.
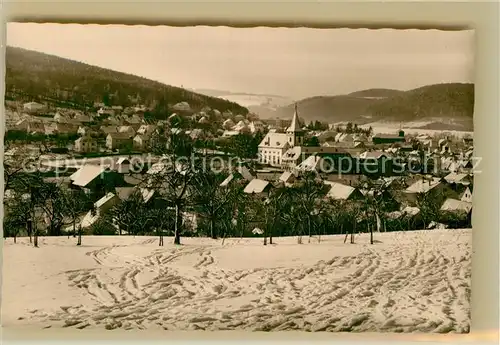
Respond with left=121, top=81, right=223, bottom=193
left=174, top=203, right=181, bottom=245
left=370, top=223, right=374, bottom=245
left=77, top=226, right=82, bottom=246
left=34, top=230, right=39, bottom=248
left=210, top=217, right=217, bottom=239
left=27, top=219, right=33, bottom=243
left=350, top=221, right=355, bottom=244
left=73, top=220, right=77, bottom=238
left=308, top=217, right=312, bottom=243
left=14, top=233, right=17, bottom=243
left=158, top=227, right=164, bottom=247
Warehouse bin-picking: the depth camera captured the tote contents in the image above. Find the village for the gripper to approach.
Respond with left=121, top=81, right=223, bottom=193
left=4, top=98, right=475, bottom=246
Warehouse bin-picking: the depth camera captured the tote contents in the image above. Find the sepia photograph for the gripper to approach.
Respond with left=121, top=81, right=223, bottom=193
left=3, top=23, right=475, bottom=334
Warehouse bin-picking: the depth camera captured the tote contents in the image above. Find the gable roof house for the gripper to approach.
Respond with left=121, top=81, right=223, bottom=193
left=136, top=124, right=157, bottom=137
left=77, top=192, right=121, bottom=230
left=100, top=125, right=119, bottom=135
left=69, top=164, right=124, bottom=198
left=324, top=181, right=364, bottom=201
left=460, top=186, right=473, bottom=203
left=243, top=178, right=272, bottom=196
left=133, top=134, right=151, bottom=151
left=118, top=125, right=136, bottom=139
left=27, top=121, right=46, bottom=135
left=23, top=101, right=45, bottom=113
left=106, top=132, right=134, bottom=150
left=74, top=134, right=98, bottom=153
left=55, top=123, right=79, bottom=135
left=220, top=165, right=256, bottom=187
left=278, top=171, right=296, bottom=187
left=404, top=176, right=451, bottom=207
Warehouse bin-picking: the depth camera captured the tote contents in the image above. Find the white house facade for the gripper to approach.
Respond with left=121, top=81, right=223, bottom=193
left=257, top=104, right=304, bottom=167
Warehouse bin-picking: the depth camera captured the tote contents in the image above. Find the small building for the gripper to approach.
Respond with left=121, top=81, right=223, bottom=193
left=460, top=186, right=473, bottom=203
left=74, top=134, right=98, bottom=153
left=136, top=124, right=157, bottom=137
left=324, top=181, right=364, bottom=201
left=115, top=157, right=132, bottom=174
left=27, top=121, right=46, bottom=134
left=372, top=130, right=406, bottom=145
left=55, top=123, right=79, bottom=135
left=118, top=125, right=136, bottom=139
left=69, top=164, right=124, bottom=198
left=133, top=134, right=150, bottom=151
left=23, top=101, right=45, bottom=113
left=106, top=132, right=134, bottom=150
left=243, top=178, right=272, bottom=196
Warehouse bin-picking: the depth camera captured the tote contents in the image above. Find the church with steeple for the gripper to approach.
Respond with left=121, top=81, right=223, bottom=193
left=257, top=103, right=306, bottom=167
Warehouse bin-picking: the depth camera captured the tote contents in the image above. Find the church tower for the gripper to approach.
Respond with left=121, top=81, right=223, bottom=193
left=286, top=103, right=304, bottom=147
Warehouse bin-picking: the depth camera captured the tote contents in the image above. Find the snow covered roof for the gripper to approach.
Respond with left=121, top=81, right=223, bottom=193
left=443, top=172, right=470, bottom=184
left=440, top=198, right=472, bottom=213
left=95, top=192, right=117, bottom=208
left=405, top=177, right=442, bottom=194
left=279, top=171, right=294, bottom=184
left=220, top=174, right=235, bottom=187
left=324, top=181, right=357, bottom=200
left=258, top=132, right=289, bottom=149
left=70, top=165, right=110, bottom=187
left=244, top=179, right=270, bottom=194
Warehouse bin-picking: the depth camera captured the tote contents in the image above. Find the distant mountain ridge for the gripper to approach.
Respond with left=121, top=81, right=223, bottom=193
left=5, top=47, right=249, bottom=115
left=256, top=83, right=474, bottom=131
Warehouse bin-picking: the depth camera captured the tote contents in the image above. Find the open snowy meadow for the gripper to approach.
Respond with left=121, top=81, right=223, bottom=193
left=2, top=229, right=471, bottom=333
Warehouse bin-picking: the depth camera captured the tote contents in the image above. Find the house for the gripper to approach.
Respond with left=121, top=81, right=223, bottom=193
left=55, top=123, right=79, bottom=135
left=44, top=123, right=58, bottom=135
left=133, top=134, right=151, bottom=151
left=74, top=134, right=98, bottom=153
left=372, top=130, right=406, bottom=145
left=97, top=107, right=115, bottom=117
left=23, top=101, right=45, bottom=113
left=222, top=130, right=240, bottom=137
left=440, top=198, right=473, bottom=214
left=294, top=155, right=333, bottom=175
left=78, top=192, right=121, bottom=229
left=73, top=113, right=92, bottom=124
left=459, top=186, right=473, bottom=203
left=232, top=120, right=250, bottom=134
left=54, top=112, right=69, bottom=123
left=100, top=126, right=118, bottom=135
left=118, top=125, right=136, bottom=138
left=335, top=133, right=354, bottom=143
left=106, top=133, right=134, bottom=150
left=258, top=104, right=304, bottom=167
left=243, top=178, right=272, bottom=195
left=27, top=121, right=45, bottom=134
left=69, top=164, right=123, bottom=198
left=198, top=116, right=209, bottom=125
left=115, top=157, right=132, bottom=174
left=220, top=165, right=256, bottom=187
left=278, top=171, right=296, bottom=187
left=404, top=177, right=450, bottom=206
left=443, top=172, right=473, bottom=186
left=324, top=181, right=364, bottom=201
left=249, top=121, right=265, bottom=134
left=136, top=124, right=157, bottom=137
left=12, top=118, right=29, bottom=131
left=223, top=119, right=235, bottom=130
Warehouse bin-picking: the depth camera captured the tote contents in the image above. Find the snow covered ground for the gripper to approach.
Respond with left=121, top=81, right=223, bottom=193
left=2, top=229, right=471, bottom=333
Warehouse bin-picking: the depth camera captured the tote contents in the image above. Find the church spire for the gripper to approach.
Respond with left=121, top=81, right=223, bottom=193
left=288, top=103, right=302, bottom=133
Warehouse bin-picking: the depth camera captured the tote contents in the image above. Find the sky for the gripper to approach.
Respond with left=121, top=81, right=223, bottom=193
left=7, top=23, right=475, bottom=100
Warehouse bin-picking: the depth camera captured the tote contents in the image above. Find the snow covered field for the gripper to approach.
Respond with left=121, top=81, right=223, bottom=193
left=2, top=229, right=471, bottom=333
